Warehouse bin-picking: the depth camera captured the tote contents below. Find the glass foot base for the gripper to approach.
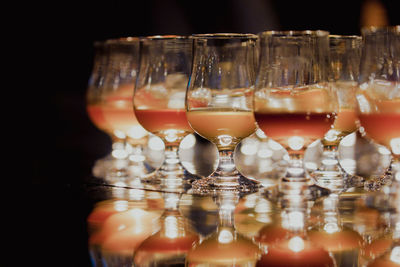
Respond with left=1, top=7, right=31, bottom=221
left=190, top=174, right=261, bottom=195
left=311, top=170, right=364, bottom=194
left=141, top=168, right=204, bottom=193
left=262, top=179, right=331, bottom=204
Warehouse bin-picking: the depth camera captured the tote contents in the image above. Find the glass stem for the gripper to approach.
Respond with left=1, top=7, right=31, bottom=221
left=106, top=137, right=129, bottom=179
left=284, top=150, right=307, bottom=183
left=216, top=191, right=239, bottom=229
left=211, top=149, right=241, bottom=186
left=159, top=143, right=185, bottom=177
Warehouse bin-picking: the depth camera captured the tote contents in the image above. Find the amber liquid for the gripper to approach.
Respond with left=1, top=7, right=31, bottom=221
left=334, top=108, right=358, bottom=134
left=97, top=84, right=145, bottom=137
left=186, top=231, right=260, bottom=266
left=134, top=109, right=193, bottom=139
left=186, top=108, right=256, bottom=143
left=358, top=113, right=400, bottom=149
left=133, top=232, right=199, bottom=266
left=254, top=112, right=335, bottom=148
left=308, top=229, right=362, bottom=267
left=255, top=239, right=334, bottom=267
left=102, top=99, right=141, bottom=135
left=87, top=104, right=112, bottom=134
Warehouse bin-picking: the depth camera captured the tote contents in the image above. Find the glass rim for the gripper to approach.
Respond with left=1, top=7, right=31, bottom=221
left=105, top=36, right=140, bottom=44
left=329, top=34, right=362, bottom=40
left=259, top=30, right=329, bottom=37
left=142, top=35, right=190, bottom=40
left=361, top=25, right=399, bottom=34
left=191, top=33, right=258, bottom=40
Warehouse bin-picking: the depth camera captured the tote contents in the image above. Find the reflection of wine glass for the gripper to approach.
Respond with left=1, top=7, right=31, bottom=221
left=356, top=26, right=400, bottom=192
left=133, top=35, right=199, bottom=186
left=87, top=185, right=163, bottom=267
left=254, top=30, right=337, bottom=196
left=311, top=35, right=363, bottom=193
left=186, top=33, right=260, bottom=194
left=133, top=192, right=199, bottom=266
left=255, top=191, right=335, bottom=267
left=87, top=37, right=153, bottom=182
left=364, top=212, right=400, bottom=267
left=186, top=190, right=261, bottom=266
left=307, top=194, right=363, bottom=267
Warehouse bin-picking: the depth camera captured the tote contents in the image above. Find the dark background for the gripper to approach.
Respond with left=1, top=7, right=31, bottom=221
left=30, top=0, right=399, bottom=266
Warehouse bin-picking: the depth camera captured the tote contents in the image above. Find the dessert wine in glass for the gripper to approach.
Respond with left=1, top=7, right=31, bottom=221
left=86, top=39, right=137, bottom=180
left=253, top=30, right=337, bottom=197
left=86, top=40, right=116, bottom=178
left=133, top=35, right=199, bottom=186
left=311, top=35, right=363, bottom=193
left=98, top=37, right=153, bottom=182
left=186, top=33, right=260, bottom=194
left=356, top=25, right=400, bottom=191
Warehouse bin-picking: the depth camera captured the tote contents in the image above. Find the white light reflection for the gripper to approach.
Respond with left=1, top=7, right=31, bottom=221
left=378, top=145, right=392, bottom=155
left=288, top=136, right=305, bottom=150
left=114, top=200, right=129, bottom=212
left=241, top=142, right=258, bottom=156
left=127, top=125, right=148, bottom=139
left=288, top=211, right=304, bottom=230
left=256, top=128, right=267, bottom=139
left=340, top=159, right=356, bottom=174
left=304, top=162, right=318, bottom=170
left=390, top=246, right=400, bottom=264
left=340, top=132, right=356, bottom=147
left=288, top=236, right=305, bottom=252
left=258, top=148, right=273, bottom=158
left=390, top=138, right=400, bottom=155
left=129, top=154, right=145, bottom=162
left=268, top=139, right=284, bottom=151
left=148, top=136, right=165, bottom=150
left=324, top=222, right=340, bottom=234
left=180, top=134, right=196, bottom=149
left=112, top=149, right=128, bottom=159
left=113, top=129, right=126, bottom=139
left=218, top=229, right=234, bottom=244
left=168, top=92, right=186, bottom=109
left=165, top=130, right=179, bottom=143
left=165, top=215, right=179, bottom=239
left=131, top=208, right=147, bottom=234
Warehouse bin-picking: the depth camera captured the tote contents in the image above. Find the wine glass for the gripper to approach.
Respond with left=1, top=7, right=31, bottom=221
left=253, top=30, right=337, bottom=198
left=356, top=25, right=400, bottom=191
left=96, top=37, right=153, bottom=183
left=186, top=33, right=260, bottom=194
left=355, top=25, right=400, bottom=267
left=133, top=35, right=199, bottom=187
left=86, top=40, right=116, bottom=179
left=310, top=35, right=363, bottom=193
